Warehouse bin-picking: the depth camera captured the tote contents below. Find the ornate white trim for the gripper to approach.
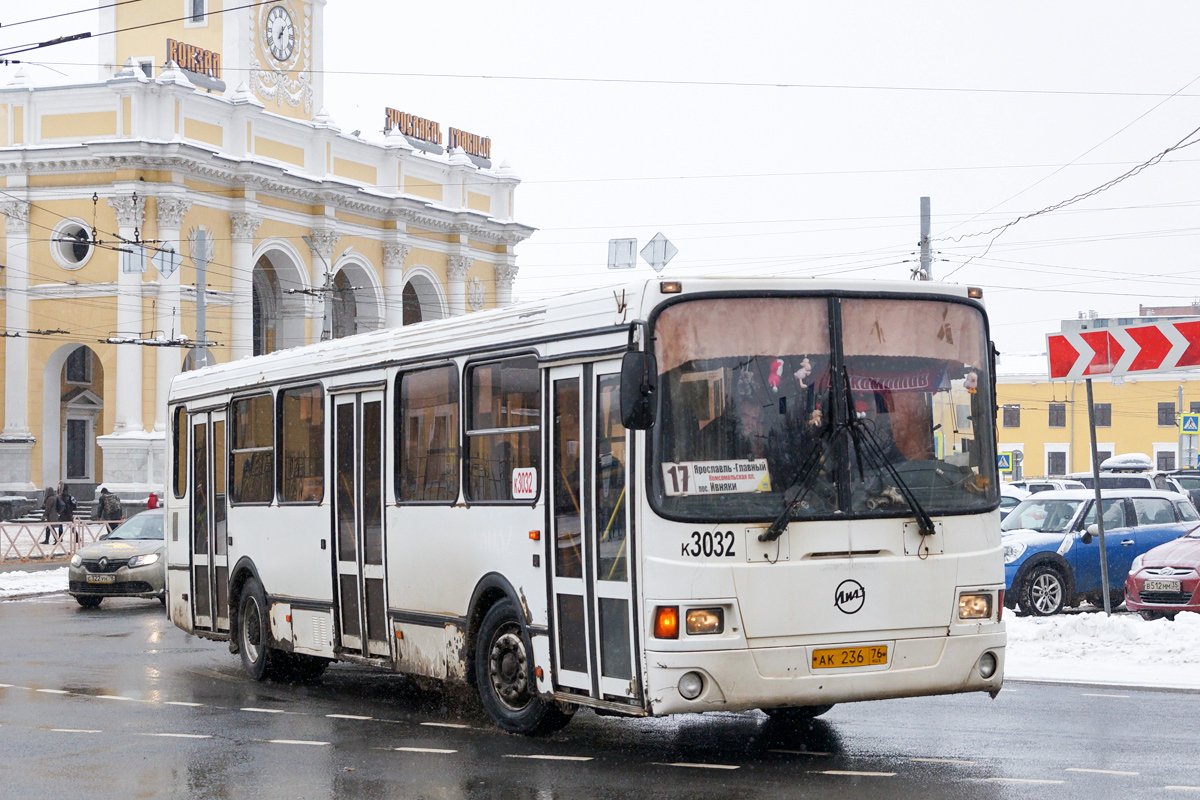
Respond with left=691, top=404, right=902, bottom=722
left=108, top=194, right=146, bottom=230
left=447, top=255, right=471, bottom=281
left=307, top=227, right=339, bottom=260
left=156, top=196, right=192, bottom=229
left=0, top=199, right=31, bottom=233
left=382, top=242, right=412, bottom=271
left=49, top=218, right=94, bottom=271
left=230, top=212, right=264, bottom=241
left=467, top=276, right=486, bottom=312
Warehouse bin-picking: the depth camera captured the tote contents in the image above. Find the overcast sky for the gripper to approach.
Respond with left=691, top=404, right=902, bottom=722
left=7, top=1, right=1200, bottom=372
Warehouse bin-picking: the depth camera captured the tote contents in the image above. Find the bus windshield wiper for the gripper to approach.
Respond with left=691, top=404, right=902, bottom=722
left=758, top=422, right=837, bottom=543
left=842, top=368, right=936, bottom=537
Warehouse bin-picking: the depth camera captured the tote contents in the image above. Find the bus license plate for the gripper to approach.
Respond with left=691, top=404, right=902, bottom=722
left=812, top=645, right=888, bottom=669
left=86, top=574, right=116, bottom=584
left=1143, top=579, right=1180, bottom=593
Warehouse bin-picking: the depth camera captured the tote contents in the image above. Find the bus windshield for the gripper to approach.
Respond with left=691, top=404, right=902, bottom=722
left=652, top=295, right=996, bottom=522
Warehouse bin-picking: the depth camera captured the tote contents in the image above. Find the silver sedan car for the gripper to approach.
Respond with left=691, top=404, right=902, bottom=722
left=69, top=510, right=165, bottom=608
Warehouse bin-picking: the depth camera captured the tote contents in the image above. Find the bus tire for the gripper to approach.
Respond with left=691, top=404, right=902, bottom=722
left=474, top=600, right=570, bottom=735
left=1020, top=564, right=1066, bottom=616
left=237, top=578, right=286, bottom=681
left=763, top=704, right=834, bottom=723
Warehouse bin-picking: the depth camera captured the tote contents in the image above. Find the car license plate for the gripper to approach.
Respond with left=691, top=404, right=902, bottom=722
left=1144, top=579, right=1181, bottom=592
left=812, top=645, right=888, bottom=669
left=86, top=574, right=116, bottom=584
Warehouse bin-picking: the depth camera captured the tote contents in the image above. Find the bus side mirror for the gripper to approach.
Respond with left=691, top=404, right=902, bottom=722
left=620, top=351, right=658, bottom=430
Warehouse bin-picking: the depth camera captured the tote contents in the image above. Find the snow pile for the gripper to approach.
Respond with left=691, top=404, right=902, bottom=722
left=0, top=567, right=68, bottom=599
left=1005, top=611, right=1200, bottom=689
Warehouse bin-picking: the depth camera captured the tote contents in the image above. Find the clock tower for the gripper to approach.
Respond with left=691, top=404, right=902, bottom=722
left=106, top=0, right=325, bottom=121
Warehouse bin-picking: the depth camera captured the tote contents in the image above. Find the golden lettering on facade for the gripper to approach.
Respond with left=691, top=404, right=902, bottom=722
left=383, top=107, right=443, bottom=144
left=449, top=127, right=491, bottom=159
left=166, top=38, right=221, bottom=80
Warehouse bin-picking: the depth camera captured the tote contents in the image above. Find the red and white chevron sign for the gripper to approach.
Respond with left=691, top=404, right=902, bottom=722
left=1047, top=321, right=1200, bottom=379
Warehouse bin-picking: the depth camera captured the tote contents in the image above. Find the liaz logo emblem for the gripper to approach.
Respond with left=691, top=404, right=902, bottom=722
left=834, top=579, right=865, bottom=614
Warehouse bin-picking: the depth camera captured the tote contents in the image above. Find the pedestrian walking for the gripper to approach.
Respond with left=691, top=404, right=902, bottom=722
left=40, top=486, right=60, bottom=545
left=57, top=482, right=77, bottom=544
left=147, top=492, right=159, bottom=510
left=98, top=487, right=123, bottom=533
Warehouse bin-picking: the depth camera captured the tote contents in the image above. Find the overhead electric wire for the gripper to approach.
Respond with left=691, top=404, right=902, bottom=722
left=1, top=0, right=145, bottom=29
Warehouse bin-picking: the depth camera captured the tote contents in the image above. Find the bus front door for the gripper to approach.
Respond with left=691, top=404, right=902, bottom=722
left=331, top=391, right=390, bottom=659
left=548, top=363, right=640, bottom=705
left=190, top=410, right=229, bottom=634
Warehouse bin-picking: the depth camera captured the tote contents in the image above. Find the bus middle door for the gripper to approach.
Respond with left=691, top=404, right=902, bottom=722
left=331, top=390, right=390, bottom=659
left=189, top=409, right=229, bottom=634
left=548, top=362, right=640, bottom=706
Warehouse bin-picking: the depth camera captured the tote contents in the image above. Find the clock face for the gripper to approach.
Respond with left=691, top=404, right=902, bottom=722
left=264, top=5, right=296, bottom=63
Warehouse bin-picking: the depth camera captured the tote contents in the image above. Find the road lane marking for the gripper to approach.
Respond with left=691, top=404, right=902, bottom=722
left=327, top=714, right=372, bottom=720
left=51, top=728, right=101, bottom=733
left=911, top=758, right=976, bottom=765
left=655, top=762, right=740, bottom=770
left=36, top=689, right=69, bottom=694
left=769, top=749, right=831, bottom=756
left=165, top=701, right=203, bottom=707
left=395, top=747, right=458, bottom=754
left=97, top=695, right=141, bottom=702
left=1165, top=787, right=1200, bottom=793
left=504, top=754, right=594, bottom=762
left=820, top=770, right=896, bottom=777
left=268, top=739, right=329, bottom=746
left=241, top=707, right=286, bottom=714
left=987, top=778, right=1065, bottom=785
left=420, top=722, right=471, bottom=729
left=141, top=733, right=211, bottom=739
left=1066, top=768, right=1139, bottom=776
left=1081, top=693, right=1130, bottom=699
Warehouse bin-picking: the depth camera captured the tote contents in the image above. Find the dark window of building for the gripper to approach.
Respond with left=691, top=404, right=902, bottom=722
left=1048, top=451, right=1067, bottom=476
left=65, top=348, right=91, bottom=384
left=1190, top=401, right=1200, bottom=414
left=278, top=385, right=324, bottom=503
left=1095, top=450, right=1112, bottom=466
left=396, top=365, right=460, bottom=503
left=465, top=356, right=540, bottom=502
left=191, top=0, right=206, bottom=23
left=1048, top=403, right=1066, bottom=428
left=1094, top=403, right=1111, bottom=427
left=1002, top=405, right=1020, bottom=428
left=1158, top=451, right=1177, bottom=471
left=230, top=394, right=274, bottom=504
left=1158, top=402, right=1176, bottom=427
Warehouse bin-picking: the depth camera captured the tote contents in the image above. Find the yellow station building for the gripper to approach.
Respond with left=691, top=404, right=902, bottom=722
left=0, top=1, right=532, bottom=495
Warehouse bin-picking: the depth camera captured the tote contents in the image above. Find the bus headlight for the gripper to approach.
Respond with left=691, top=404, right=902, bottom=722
left=685, top=608, right=724, bottom=635
left=1002, top=541, right=1026, bottom=564
left=958, top=593, right=993, bottom=620
left=678, top=671, right=704, bottom=700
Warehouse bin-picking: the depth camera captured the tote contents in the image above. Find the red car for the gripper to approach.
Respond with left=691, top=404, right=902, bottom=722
left=1124, top=526, right=1200, bottom=620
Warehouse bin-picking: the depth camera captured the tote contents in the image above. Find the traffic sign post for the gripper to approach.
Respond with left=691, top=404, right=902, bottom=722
left=1181, top=413, right=1200, bottom=434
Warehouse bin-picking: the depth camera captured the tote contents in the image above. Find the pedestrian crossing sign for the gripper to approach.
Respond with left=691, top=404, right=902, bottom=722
left=998, top=452, right=1013, bottom=473
left=1182, top=413, right=1200, bottom=434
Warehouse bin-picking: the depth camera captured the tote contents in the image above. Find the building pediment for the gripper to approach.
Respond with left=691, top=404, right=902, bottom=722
left=61, top=387, right=103, bottom=408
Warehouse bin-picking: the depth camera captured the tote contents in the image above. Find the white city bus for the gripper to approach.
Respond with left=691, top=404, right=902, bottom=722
left=165, top=278, right=1005, bottom=734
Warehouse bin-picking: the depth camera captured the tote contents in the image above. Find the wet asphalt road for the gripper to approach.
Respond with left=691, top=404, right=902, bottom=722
left=2, top=593, right=1199, bottom=800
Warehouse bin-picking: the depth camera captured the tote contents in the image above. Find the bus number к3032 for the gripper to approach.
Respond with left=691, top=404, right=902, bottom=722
left=682, top=530, right=736, bottom=558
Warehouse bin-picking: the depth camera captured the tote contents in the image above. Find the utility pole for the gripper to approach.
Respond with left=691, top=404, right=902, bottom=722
left=918, top=196, right=932, bottom=281
left=1179, top=384, right=1185, bottom=469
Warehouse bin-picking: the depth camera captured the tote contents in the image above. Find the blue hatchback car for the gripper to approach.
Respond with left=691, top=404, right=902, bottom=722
left=1000, top=489, right=1200, bottom=616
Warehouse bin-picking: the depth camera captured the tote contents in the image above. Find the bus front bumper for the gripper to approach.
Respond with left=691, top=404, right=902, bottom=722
left=644, top=630, right=1006, bottom=716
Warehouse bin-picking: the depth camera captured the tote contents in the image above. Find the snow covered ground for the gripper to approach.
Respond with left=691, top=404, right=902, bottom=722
left=2, top=567, right=1197, bottom=690
left=0, top=566, right=68, bottom=600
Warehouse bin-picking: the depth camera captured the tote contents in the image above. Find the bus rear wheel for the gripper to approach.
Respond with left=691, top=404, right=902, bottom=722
left=763, top=705, right=834, bottom=723
left=475, top=600, right=572, bottom=735
left=237, top=578, right=288, bottom=681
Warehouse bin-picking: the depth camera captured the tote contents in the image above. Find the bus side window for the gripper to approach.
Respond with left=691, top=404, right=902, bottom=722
left=465, top=356, right=540, bottom=502
left=230, top=394, right=275, bottom=504
left=172, top=406, right=187, bottom=498
left=278, top=385, right=325, bottom=503
left=397, top=365, right=460, bottom=503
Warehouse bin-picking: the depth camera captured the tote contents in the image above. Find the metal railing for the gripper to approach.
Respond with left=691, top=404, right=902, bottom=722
left=0, top=520, right=116, bottom=563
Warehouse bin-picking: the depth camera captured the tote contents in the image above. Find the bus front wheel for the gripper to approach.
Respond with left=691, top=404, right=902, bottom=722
left=237, top=578, right=287, bottom=681
left=475, top=600, right=572, bottom=735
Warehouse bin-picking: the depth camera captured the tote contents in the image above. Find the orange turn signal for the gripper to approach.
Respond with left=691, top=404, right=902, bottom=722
left=654, top=606, right=680, bottom=639
left=529, top=530, right=541, bottom=541
left=535, top=667, right=544, bottom=680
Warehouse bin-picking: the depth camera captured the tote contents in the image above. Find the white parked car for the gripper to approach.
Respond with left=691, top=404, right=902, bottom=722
left=1000, top=483, right=1029, bottom=521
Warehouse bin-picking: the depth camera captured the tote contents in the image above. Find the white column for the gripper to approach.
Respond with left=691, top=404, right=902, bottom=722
left=306, top=228, right=339, bottom=342
left=1, top=200, right=32, bottom=439
left=108, top=194, right=147, bottom=434
left=154, top=196, right=191, bottom=432
left=447, top=255, right=470, bottom=317
left=229, top=212, right=262, bottom=361
left=0, top=200, right=35, bottom=490
left=382, top=240, right=411, bottom=328
left=494, top=257, right=519, bottom=307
